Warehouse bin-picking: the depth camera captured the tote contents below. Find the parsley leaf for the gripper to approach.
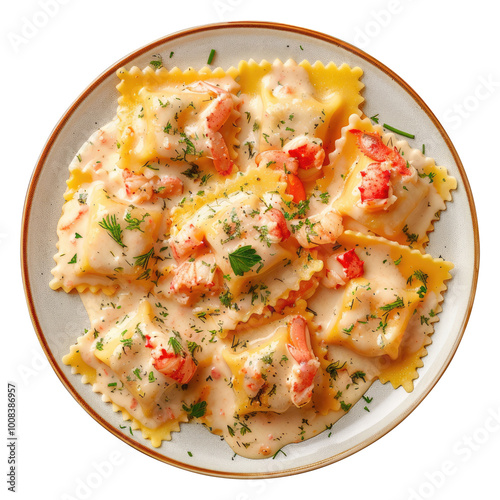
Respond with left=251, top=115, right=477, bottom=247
left=182, top=401, right=207, bottom=419
left=219, top=289, right=235, bottom=308
left=228, top=245, right=262, bottom=276
left=149, top=55, right=163, bottom=69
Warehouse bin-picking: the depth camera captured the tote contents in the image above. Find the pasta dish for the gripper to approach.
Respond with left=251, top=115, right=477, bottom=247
left=51, top=59, right=455, bottom=458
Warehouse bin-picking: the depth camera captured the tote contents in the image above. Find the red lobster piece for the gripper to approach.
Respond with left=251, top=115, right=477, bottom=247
left=349, top=129, right=410, bottom=176
left=323, top=248, right=365, bottom=289
left=358, top=163, right=391, bottom=203
left=286, top=315, right=320, bottom=408
left=336, top=249, right=364, bottom=280
left=349, top=129, right=413, bottom=206
left=145, top=335, right=197, bottom=384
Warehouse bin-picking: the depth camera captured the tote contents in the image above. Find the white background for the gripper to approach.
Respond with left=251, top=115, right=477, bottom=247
left=2, top=0, right=498, bottom=499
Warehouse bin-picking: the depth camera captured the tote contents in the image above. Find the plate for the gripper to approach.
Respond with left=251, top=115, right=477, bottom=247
left=21, top=21, right=479, bottom=478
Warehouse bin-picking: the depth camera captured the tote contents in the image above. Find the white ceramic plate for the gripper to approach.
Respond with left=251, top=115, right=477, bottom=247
left=22, top=22, right=478, bottom=478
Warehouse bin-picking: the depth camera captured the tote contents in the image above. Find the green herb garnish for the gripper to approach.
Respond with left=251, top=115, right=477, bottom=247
left=168, top=336, right=183, bottom=355
left=418, top=171, right=436, bottom=183
left=272, top=448, right=287, bottom=459
left=342, top=324, right=354, bottom=334
left=174, top=133, right=203, bottom=162
left=99, top=214, right=126, bottom=248
left=383, top=123, right=415, bottom=139
left=228, top=245, right=262, bottom=276
left=181, top=163, right=202, bottom=179
left=120, top=338, right=133, bottom=349
left=125, top=212, right=150, bottom=232
left=379, top=297, right=405, bottom=313
left=351, top=371, right=366, bottom=384
left=325, top=360, right=346, bottom=380
left=207, top=49, right=216, bottom=65
left=182, top=401, right=207, bottom=418
left=133, top=248, right=154, bottom=269
left=340, top=401, right=352, bottom=412
left=402, top=224, right=419, bottom=245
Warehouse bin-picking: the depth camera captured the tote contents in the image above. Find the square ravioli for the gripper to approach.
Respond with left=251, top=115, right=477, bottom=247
left=116, top=65, right=241, bottom=175
left=54, top=58, right=455, bottom=458
left=222, top=322, right=294, bottom=415
left=235, top=59, right=364, bottom=168
left=50, top=186, right=163, bottom=293
left=154, top=164, right=323, bottom=328
left=328, top=277, right=420, bottom=360
left=329, top=114, right=456, bottom=249
left=320, top=231, right=453, bottom=384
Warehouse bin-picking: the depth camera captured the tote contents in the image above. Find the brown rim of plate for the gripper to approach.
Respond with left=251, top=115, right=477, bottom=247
left=20, top=21, right=480, bottom=479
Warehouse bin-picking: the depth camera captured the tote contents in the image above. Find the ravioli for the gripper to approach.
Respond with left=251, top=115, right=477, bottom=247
left=52, top=58, right=455, bottom=459
left=329, top=114, right=457, bottom=249
left=116, top=65, right=240, bottom=173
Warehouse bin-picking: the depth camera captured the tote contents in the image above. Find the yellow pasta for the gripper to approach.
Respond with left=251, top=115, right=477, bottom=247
left=52, top=58, right=454, bottom=458
left=63, top=337, right=187, bottom=446
left=116, top=65, right=241, bottom=173
left=329, top=115, right=457, bottom=250
left=322, top=230, right=453, bottom=390
left=234, top=59, right=363, bottom=154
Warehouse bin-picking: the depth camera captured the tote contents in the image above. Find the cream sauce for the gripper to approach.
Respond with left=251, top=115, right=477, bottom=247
left=54, top=61, right=453, bottom=459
